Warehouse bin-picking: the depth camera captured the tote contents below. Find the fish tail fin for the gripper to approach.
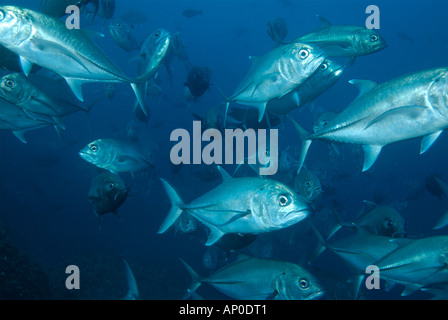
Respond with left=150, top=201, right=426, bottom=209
left=178, top=258, right=202, bottom=299
left=158, top=178, right=184, bottom=234
left=130, top=82, right=150, bottom=117
left=122, top=259, right=140, bottom=300
left=288, top=116, right=312, bottom=175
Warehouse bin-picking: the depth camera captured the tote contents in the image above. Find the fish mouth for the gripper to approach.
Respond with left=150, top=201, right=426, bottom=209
left=307, top=290, right=325, bottom=300
left=285, top=208, right=310, bottom=221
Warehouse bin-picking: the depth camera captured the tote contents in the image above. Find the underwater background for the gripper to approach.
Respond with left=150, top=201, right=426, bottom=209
left=0, top=0, right=447, bottom=300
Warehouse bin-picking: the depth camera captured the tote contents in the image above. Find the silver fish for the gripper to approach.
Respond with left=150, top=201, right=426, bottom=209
left=79, top=138, right=153, bottom=175
left=158, top=166, right=309, bottom=246
left=0, top=73, right=87, bottom=129
left=0, top=6, right=146, bottom=114
left=180, top=254, right=324, bottom=300
left=374, top=236, right=448, bottom=296
left=292, top=67, right=448, bottom=173
left=224, top=42, right=325, bottom=123
left=0, top=96, right=56, bottom=143
left=294, top=15, right=387, bottom=61
left=267, top=59, right=343, bottom=115
left=109, top=18, right=140, bottom=53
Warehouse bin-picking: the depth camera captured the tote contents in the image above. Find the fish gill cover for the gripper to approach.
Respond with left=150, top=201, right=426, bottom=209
left=0, top=0, right=447, bottom=304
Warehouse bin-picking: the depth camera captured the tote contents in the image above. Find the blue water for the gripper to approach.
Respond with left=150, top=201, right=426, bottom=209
left=0, top=0, right=447, bottom=300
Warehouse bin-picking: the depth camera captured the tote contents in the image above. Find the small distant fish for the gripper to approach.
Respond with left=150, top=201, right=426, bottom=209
left=267, top=17, right=288, bottom=46
left=174, top=212, right=198, bottom=235
left=88, top=172, right=128, bottom=219
left=184, top=66, right=211, bottom=100
left=182, top=9, right=202, bottom=18
left=79, top=138, right=154, bottom=175
left=180, top=255, right=324, bottom=300
left=109, top=19, right=140, bottom=53
left=396, top=32, right=415, bottom=44
left=292, top=167, right=322, bottom=204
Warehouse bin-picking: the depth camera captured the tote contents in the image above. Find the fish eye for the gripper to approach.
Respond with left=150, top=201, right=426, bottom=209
left=107, top=183, right=115, bottom=191
left=116, top=23, right=122, bottom=28
left=89, top=144, right=98, bottom=152
left=154, top=31, right=160, bottom=38
left=277, top=194, right=291, bottom=207
left=305, top=180, right=311, bottom=187
left=4, top=79, right=15, bottom=88
left=298, top=49, right=310, bottom=59
left=322, top=120, right=328, bottom=126
left=370, top=34, right=378, bottom=42
left=385, top=219, right=395, bottom=229
left=299, top=278, right=309, bottom=289
left=321, top=63, right=328, bottom=71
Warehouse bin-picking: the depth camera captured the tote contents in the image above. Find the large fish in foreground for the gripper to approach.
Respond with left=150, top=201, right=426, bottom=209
left=180, top=255, right=323, bottom=300
left=224, top=42, right=325, bottom=123
left=79, top=138, right=153, bottom=175
left=158, top=166, right=309, bottom=246
left=293, top=15, right=387, bottom=64
left=292, top=67, right=448, bottom=173
left=0, top=6, right=146, bottom=114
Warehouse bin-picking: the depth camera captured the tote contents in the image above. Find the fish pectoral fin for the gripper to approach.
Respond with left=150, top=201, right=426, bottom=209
left=361, top=144, right=382, bottom=172
left=348, top=79, right=377, bottom=98
left=205, top=226, right=224, bottom=246
left=251, top=73, right=280, bottom=96
left=256, top=103, right=267, bottom=122
left=65, top=78, right=86, bottom=102
left=19, top=56, right=33, bottom=76
left=420, top=130, right=443, bottom=154
left=12, top=130, right=28, bottom=144
left=364, top=105, right=426, bottom=130
left=213, top=210, right=252, bottom=227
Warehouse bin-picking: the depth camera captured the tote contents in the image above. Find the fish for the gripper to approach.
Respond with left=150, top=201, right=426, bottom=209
left=0, top=73, right=88, bottom=129
left=267, top=17, right=288, bottom=46
left=0, top=45, right=40, bottom=73
left=224, top=42, right=325, bottom=123
left=182, top=9, right=202, bottom=18
left=87, top=172, right=128, bottom=219
left=0, top=6, right=146, bottom=115
left=0, top=96, right=57, bottom=143
left=291, top=67, right=448, bottom=173
left=135, top=28, right=172, bottom=87
left=293, top=15, right=387, bottom=64
left=158, top=166, right=309, bottom=246
left=374, top=236, right=448, bottom=296
left=291, top=167, right=322, bottom=204
left=109, top=19, right=140, bottom=53
left=174, top=212, right=198, bottom=235
left=331, top=203, right=407, bottom=238
left=192, top=105, right=224, bottom=133
left=312, top=111, right=338, bottom=133
left=184, top=66, right=211, bottom=100
left=266, top=59, right=343, bottom=116
left=180, top=254, right=324, bottom=300
left=79, top=138, right=154, bottom=175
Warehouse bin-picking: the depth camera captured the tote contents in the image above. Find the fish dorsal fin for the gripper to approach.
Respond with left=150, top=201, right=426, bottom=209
left=316, top=15, right=333, bottom=29
left=65, top=78, right=86, bottom=102
left=361, top=144, right=382, bottom=172
left=217, top=165, right=232, bottom=182
left=349, top=79, right=378, bottom=99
